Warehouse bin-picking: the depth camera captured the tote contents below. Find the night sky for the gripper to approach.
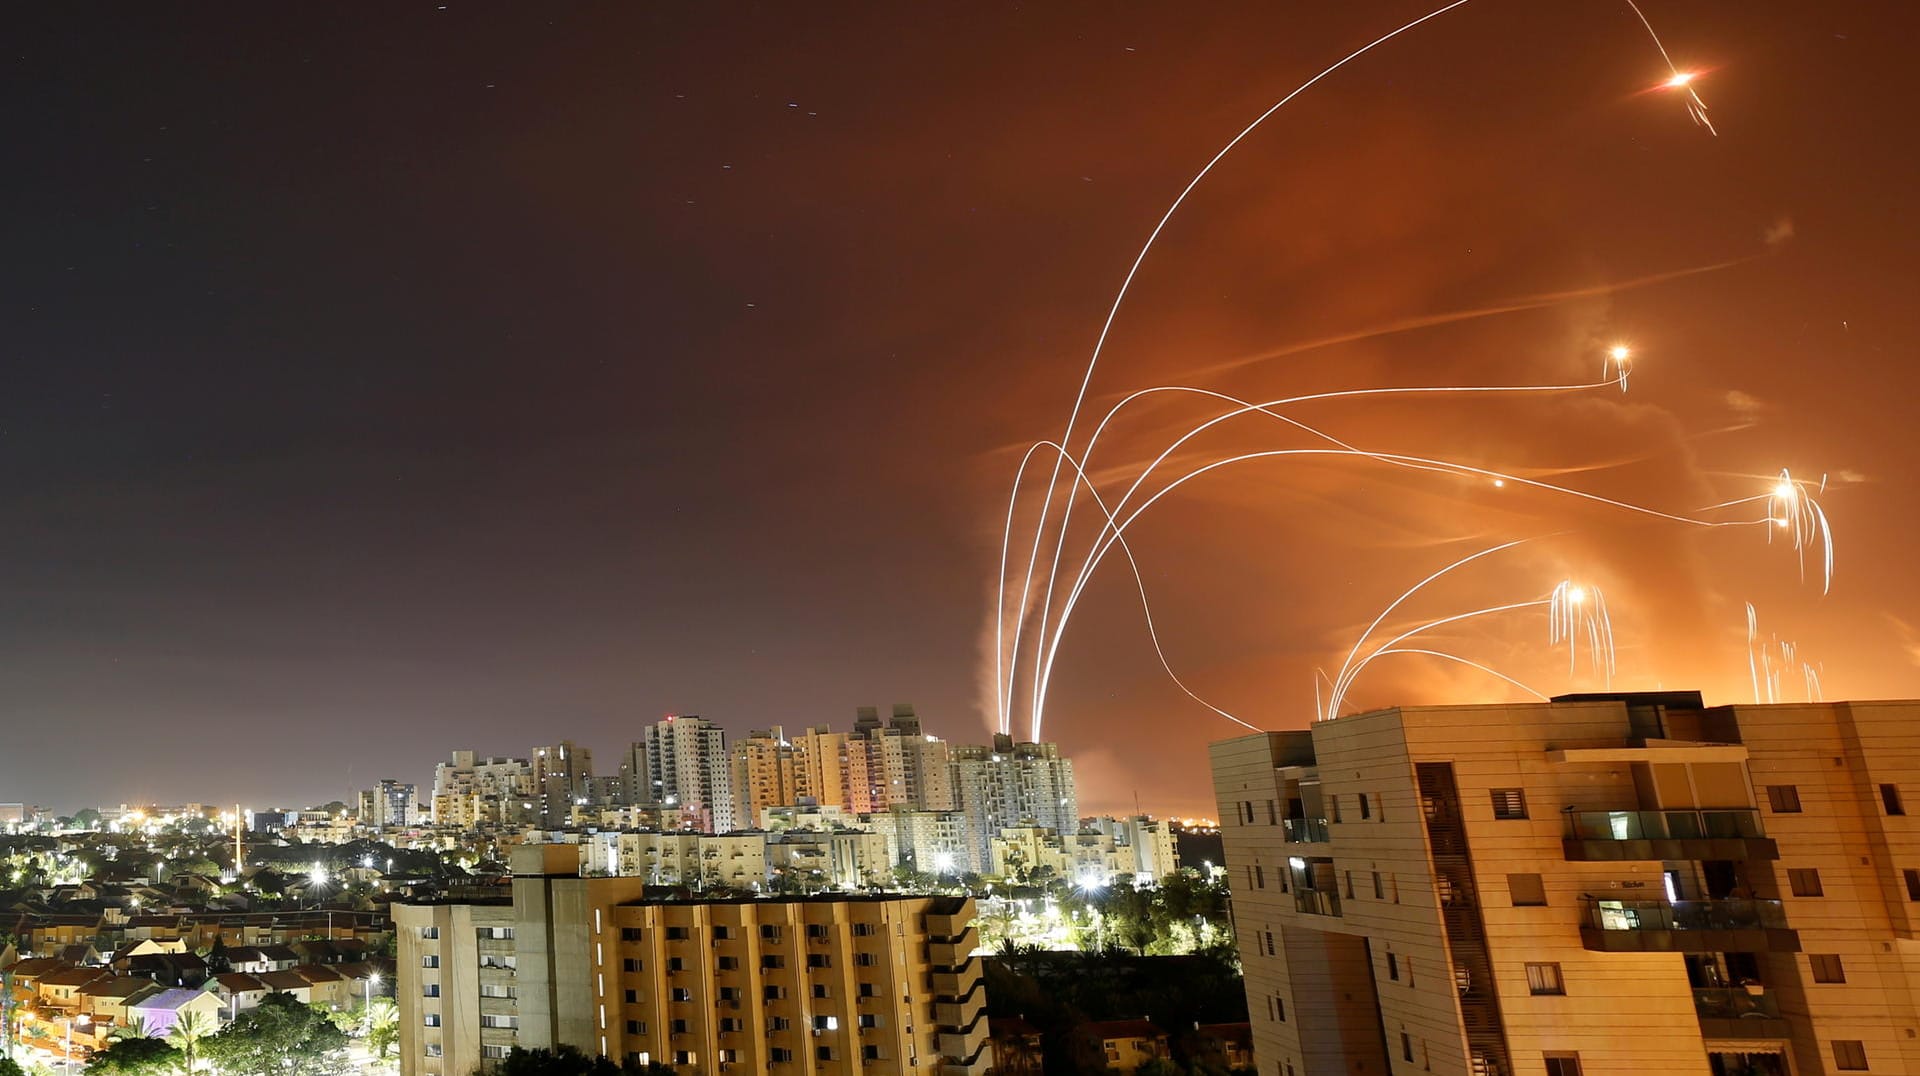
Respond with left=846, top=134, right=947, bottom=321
left=5, top=2, right=1917, bottom=817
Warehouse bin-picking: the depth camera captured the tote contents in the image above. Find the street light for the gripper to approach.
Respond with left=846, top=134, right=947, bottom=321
left=364, top=973, right=381, bottom=1037
left=64, top=1014, right=90, bottom=1072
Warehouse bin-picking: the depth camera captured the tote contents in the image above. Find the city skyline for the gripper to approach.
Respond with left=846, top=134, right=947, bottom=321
left=7, top=3, right=1919, bottom=822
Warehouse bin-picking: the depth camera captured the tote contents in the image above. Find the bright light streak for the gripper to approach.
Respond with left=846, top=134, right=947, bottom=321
left=998, top=0, right=1483, bottom=737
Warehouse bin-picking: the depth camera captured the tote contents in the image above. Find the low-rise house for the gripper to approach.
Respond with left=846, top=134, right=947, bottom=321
left=126, top=987, right=225, bottom=1037
left=209, top=972, right=270, bottom=1015
left=76, top=976, right=162, bottom=1026
left=1071, top=1019, right=1171, bottom=1074
left=290, top=964, right=349, bottom=1010
left=117, top=951, right=207, bottom=988
left=254, top=969, right=314, bottom=1004
left=36, top=966, right=112, bottom=1011
left=989, top=1016, right=1045, bottom=1075
left=1189, top=1022, right=1255, bottom=1071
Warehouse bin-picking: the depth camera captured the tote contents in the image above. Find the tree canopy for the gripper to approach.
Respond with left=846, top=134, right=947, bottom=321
left=83, top=1036, right=181, bottom=1076
left=200, top=994, right=349, bottom=1076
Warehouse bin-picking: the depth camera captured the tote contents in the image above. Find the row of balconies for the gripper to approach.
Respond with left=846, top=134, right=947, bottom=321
left=1581, top=897, right=1799, bottom=953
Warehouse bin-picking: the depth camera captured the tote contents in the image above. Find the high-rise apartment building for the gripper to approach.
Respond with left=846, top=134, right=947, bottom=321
left=641, top=716, right=735, bottom=834
left=532, top=741, right=594, bottom=829
left=731, top=727, right=801, bottom=825
left=1211, top=692, right=1920, bottom=1076
left=433, top=753, right=538, bottom=829
left=395, top=844, right=992, bottom=1076
left=951, top=736, right=1078, bottom=870
left=360, top=778, right=419, bottom=828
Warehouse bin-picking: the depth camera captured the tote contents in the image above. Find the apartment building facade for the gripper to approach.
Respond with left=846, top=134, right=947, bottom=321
left=1211, top=692, right=1920, bottom=1076
left=396, top=844, right=992, bottom=1076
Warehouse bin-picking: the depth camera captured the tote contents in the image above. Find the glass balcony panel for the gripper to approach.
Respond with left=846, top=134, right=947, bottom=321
left=1564, top=808, right=1764, bottom=842
left=1585, top=898, right=1789, bottom=933
left=1692, top=987, right=1781, bottom=1020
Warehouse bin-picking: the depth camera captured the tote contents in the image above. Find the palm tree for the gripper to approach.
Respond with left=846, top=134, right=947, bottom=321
left=108, top=1017, right=150, bottom=1042
left=164, top=1010, right=214, bottom=1074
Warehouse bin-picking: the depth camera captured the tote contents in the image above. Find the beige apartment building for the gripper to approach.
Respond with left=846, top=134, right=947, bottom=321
left=396, top=845, right=991, bottom=1076
left=1211, top=692, right=1920, bottom=1076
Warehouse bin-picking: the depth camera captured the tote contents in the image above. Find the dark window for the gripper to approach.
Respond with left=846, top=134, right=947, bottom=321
left=1372, top=871, right=1385, bottom=900
left=815, top=1047, right=834, bottom=1062
left=762, top=955, right=786, bottom=969
left=1509, top=873, right=1547, bottom=906
left=717, top=956, right=738, bottom=971
left=1359, top=794, right=1372, bottom=820
left=1241, top=802, right=1254, bottom=825
left=665, top=926, right=689, bottom=940
left=1526, top=963, right=1565, bottom=995
left=620, top=928, right=643, bottom=941
left=807, top=954, right=829, bottom=968
left=670, top=989, right=690, bottom=1003
left=623, top=989, right=637, bottom=1004
left=1905, top=869, right=1920, bottom=901
left=1274, top=995, right=1285, bottom=1022
left=1883, top=784, right=1906, bottom=816
left=806, top=924, right=828, bottom=939
left=861, top=1045, right=880, bottom=1061
left=1810, top=954, right=1846, bottom=983
left=668, top=957, right=684, bottom=972
left=1386, top=952, right=1399, bottom=981
left=1343, top=870, right=1354, bottom=899
left=858, top=1014, right=876, bottom=1029
left=1262, top=931, right=1275, bottom=957
left=1253, top=865, right=1265, bottom=889
left=1833, top=1041, right=1868, bottom=1071
left=670, top=1018, right=688, bottom=1033
left=1491, top=789, right=1528, bottom=820
left=624, top=1021, right=642, bottom=1035
left=1402, top=1033, right=1414, bottom=1063
left=769, top=1048, right=793, bottom=1063
left=713, top=926, right=731, bottom=940
left=1266, top=800, right=1278, bottom=825
left=811, top=984, right=828, bottom=999
left=1789, top=868, right=1825, bottom=897
left=1766, top=785, right=1802, bottom=813
left=760, top=924, right=781, bottom=940
left=621, top=958, right=640, bottom=972
left=1544, top=1055, right=1583, bottom=1076
left=764, top=986, right=785, bottom=1000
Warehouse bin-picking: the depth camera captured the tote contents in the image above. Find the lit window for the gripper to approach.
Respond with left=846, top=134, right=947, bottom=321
left=1526, top=963, right=1564, bottom=996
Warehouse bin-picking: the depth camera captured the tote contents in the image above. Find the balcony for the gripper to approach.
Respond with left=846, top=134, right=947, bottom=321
left=1293, top=889, right=1341, bottom=918
left=1692, top=987, right=1792, bottom=1039
left=1581, top=898, right=1800, bottom=954
left=1562, top=808, right=1777, bottom=862
left=1282, top=817, right=1330, bottom=844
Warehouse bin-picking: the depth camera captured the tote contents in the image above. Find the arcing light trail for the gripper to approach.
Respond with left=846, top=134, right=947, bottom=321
left=1014, top=374, right=1822, bottom=736
left=999, top=367, right=1632, bottom=728
left=992, top=2, right=1792, bottom=740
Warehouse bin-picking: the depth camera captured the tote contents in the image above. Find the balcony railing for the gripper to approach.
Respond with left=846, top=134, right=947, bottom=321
left=1282, top=817, right=1330, bottom=844
left=1586, top=898, right=1789, bottom=933
left=1692, top=986, right=1780, bottom=1021
left=1564, top=808, right=1765, bottom=841
left=1293, top=889, right=1341, bottom=917
left=1692, top=986, right=1791, bottom=1037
